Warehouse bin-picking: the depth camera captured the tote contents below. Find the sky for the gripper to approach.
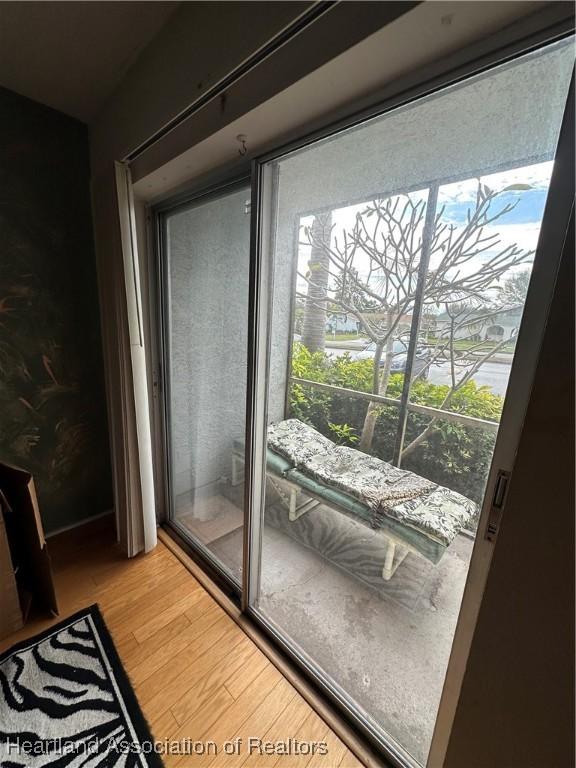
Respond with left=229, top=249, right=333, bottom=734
left=295, top=160, right=554, bottom=309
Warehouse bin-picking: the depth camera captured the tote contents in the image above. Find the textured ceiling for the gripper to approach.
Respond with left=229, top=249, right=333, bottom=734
left=0, top=1, right=179, bottom=122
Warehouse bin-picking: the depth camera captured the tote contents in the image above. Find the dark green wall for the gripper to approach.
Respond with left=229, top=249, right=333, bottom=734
left=0, top=86, right=113, bottom=533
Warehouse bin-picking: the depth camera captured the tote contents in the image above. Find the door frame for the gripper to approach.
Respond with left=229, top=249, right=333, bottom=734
left=244, top=35, right=575, bottom=768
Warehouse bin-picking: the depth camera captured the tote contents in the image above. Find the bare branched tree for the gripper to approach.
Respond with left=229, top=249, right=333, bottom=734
left=298, top=182, right=532, bottom=455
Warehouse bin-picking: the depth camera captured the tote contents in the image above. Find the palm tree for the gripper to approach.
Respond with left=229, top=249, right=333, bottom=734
left=301, top=212, right=332, bottom=353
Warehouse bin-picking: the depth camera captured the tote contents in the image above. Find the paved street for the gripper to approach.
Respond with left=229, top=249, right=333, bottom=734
left=324, top=345, right=511, bottom=396
left=427, top=360, right=510, bottom=396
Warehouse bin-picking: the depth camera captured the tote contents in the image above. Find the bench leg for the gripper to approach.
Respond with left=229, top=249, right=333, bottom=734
left=231, top=455, right=242, bottom=486
left=289, top=488, right=297, bottom=520
left=382, top=541, right=409, bottom=581
left=289, top=497, right=320, bottom=522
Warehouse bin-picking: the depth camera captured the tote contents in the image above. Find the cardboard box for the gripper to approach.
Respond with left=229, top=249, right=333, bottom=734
left=0, top=493, right=23, bottom=639
left=0, top=463, right=58, bottom=640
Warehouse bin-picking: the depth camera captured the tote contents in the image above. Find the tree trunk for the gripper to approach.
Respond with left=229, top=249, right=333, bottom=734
left=302, top=212, right=332, bottom=353
left=358, top=314, right=395, bottom=453
left=358, top=400, right=379, bottom=454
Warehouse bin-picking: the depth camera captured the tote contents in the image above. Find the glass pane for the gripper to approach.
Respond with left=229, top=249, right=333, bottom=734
left=163, top=184, right=250, bottom=583
left=255, top=39, right=573, bottom=764
left=400, top=162, right=556, bottom=528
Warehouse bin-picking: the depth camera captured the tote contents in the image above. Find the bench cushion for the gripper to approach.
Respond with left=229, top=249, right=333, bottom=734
left=286, top=468, right=445, bottom=564
left=266, top=449, right=294, bottom=476
left=233, top=437, right=294, bottom=476
left=267, top=418, right=476, bottom=549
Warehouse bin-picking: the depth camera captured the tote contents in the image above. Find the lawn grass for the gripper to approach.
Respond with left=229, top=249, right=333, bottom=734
left=425, top=337, right=516, bottom=354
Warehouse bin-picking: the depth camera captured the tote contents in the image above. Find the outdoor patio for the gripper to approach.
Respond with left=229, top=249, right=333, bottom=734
left=206, top=489, right=473, bottom=765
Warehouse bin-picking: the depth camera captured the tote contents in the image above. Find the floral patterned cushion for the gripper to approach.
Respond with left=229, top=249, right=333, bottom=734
left=267, top=418, right=334, bottom=467
left=303, top=447, right=435, bottom=515
left=267, top=418, right=476, bottom=547
left=385, top=486, right=476, bottom=546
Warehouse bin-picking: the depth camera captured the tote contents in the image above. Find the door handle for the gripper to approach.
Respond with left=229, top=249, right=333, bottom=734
left=485, top=469, right=511, bottom=542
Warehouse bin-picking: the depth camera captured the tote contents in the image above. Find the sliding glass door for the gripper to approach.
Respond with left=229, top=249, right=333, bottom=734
left=247, top=39, right=573, bottom=766
left=159, top=181, right=250, bottom=584
left=155, top=33, right=573, bottom=768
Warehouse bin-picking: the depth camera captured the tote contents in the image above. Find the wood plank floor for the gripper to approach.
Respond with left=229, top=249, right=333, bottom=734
left=0, top=517, right=364, bottom=768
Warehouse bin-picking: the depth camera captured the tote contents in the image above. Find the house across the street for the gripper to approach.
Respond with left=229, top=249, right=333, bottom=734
left=434, top=307, right=523, bottom=341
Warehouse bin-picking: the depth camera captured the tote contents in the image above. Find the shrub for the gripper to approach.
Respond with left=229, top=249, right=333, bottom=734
left=288, top=343, right=503, bottom=505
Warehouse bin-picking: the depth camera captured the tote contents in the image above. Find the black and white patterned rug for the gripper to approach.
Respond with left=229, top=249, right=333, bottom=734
left=0, top=605, right=162, bottom=767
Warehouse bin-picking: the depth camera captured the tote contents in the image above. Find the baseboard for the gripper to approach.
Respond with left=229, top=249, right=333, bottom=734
left=45, top=509, right=114, bottom=539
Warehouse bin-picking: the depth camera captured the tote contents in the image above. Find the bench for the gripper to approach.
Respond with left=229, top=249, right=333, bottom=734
left=232, top=419, right=476, bottom=580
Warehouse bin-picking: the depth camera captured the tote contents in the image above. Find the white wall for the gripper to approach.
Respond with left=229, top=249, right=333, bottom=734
left=166, top=187, right=250, bottom=496
left=273, top=40, right=573, bottom=214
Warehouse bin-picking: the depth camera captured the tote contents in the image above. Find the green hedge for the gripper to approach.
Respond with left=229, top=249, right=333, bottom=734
left=289, top=343, right=503, bottom=506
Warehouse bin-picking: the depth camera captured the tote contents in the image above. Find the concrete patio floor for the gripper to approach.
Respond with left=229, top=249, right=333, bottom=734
left=210, top=498, right=473, bottom=765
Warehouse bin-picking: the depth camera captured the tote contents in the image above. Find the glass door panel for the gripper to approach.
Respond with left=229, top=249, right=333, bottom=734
left=161, top=182, right=250, bottom=584
left=252, top=39, right=573, bottom=765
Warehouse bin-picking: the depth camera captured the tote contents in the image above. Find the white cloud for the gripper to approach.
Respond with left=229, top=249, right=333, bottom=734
left=439, top=161, right=554, bottom=205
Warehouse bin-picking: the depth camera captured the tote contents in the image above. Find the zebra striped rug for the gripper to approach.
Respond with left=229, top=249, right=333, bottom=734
left=0, top=605, right=161, bottom=767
